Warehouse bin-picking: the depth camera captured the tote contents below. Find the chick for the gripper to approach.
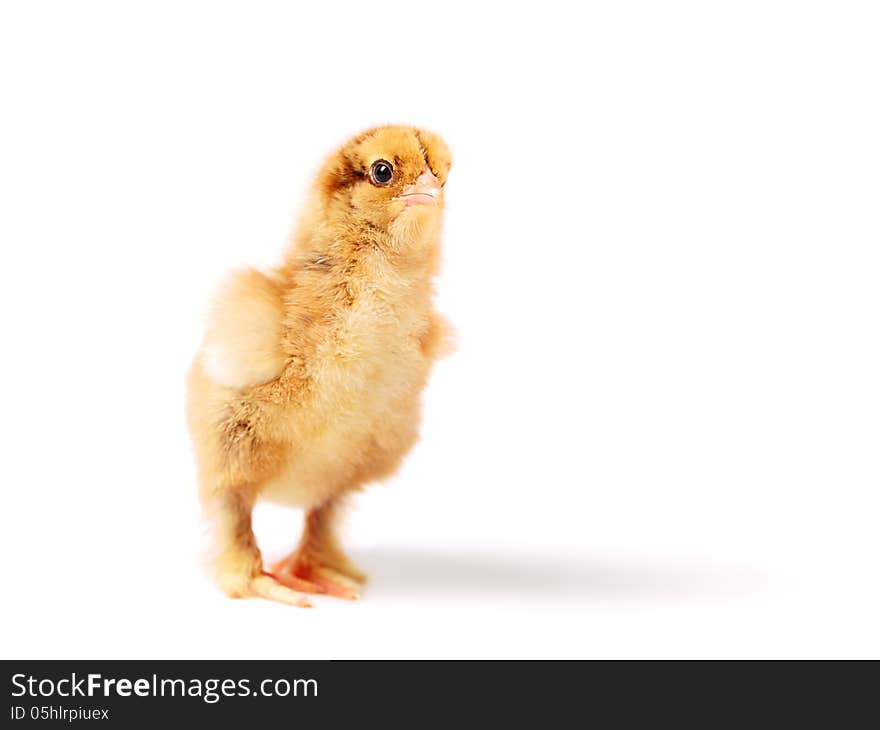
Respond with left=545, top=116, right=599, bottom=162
left=186, top=126, right=453, bottom=606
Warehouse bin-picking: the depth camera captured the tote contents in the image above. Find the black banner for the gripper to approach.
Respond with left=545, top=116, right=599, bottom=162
left=3, top=660, right=876, bottom=726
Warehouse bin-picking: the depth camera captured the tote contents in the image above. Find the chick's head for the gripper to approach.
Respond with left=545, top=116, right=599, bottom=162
left=317, top=125, right=451, bottom=234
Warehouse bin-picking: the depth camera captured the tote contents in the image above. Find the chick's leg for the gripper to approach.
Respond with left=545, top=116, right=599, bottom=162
left=207, top=489, right=312, bottom=608
left=270, top=498, right=366, bottom=600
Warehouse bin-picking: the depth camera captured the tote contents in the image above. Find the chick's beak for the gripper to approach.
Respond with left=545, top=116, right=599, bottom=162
left=397, top=169, right=442, bottom=206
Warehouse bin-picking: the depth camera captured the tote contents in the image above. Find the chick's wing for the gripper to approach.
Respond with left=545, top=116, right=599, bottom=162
left=201, top=268, right=286, bottom=388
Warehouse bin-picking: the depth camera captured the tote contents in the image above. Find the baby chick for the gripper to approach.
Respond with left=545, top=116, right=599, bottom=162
left=186, top=126, right=453, bottom=606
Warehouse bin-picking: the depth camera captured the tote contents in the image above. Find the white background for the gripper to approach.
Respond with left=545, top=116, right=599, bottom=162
left=1, top=1, right=878, bottom=659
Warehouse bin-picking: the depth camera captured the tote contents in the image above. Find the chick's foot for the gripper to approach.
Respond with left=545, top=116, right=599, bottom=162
left=269, top=552, right=363, bottom=601
left=217, top=568, right=314, bottom=608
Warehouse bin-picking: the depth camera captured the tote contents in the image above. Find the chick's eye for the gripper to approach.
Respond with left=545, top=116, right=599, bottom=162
left=369, top=160, right=393, bottom=186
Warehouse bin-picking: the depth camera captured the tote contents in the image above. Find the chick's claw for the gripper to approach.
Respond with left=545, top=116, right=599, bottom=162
left=244, top=573, right=313, bottom=608
left=307, top=569, right=361, bottom=601
left=267, top=570, right=327, bottom=596
left=270, top=555, right=362, bottom=601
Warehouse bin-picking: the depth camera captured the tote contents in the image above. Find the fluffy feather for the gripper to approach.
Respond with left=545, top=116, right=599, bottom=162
left=201, top=268, right=286, bottom=388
